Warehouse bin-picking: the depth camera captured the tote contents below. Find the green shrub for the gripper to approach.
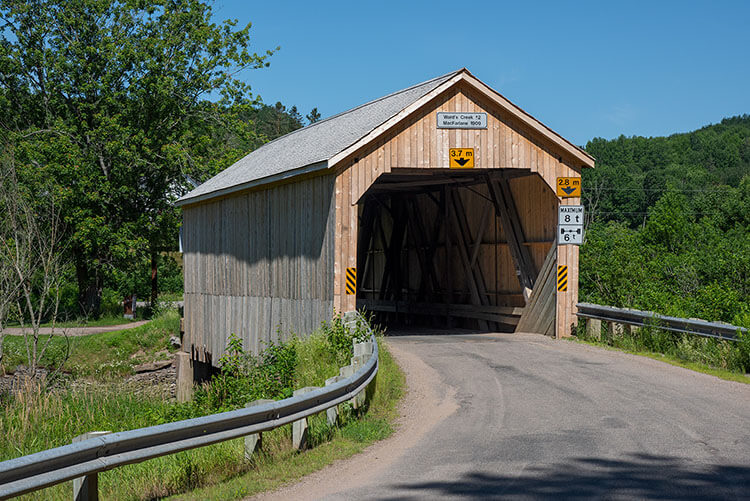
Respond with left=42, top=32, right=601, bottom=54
left=575, top=318, right=750, bottom=374
left=323, top=312, right=370, bottom=366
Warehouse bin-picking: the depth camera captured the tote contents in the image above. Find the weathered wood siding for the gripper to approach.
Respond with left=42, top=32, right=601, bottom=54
left=332, top=81, right=581, bottom=336
left=182, top=174, right=336, bottom=362
left=340, top=82, right=582, bottom=204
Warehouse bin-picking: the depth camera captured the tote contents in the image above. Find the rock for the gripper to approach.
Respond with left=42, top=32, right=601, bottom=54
left=169, top=336, right=181, bottom=349
left=133, top=360, right=172, bottom=373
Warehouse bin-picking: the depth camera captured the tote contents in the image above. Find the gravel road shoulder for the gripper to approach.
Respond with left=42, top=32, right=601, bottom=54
left=249, top=339, right=458, bottom=501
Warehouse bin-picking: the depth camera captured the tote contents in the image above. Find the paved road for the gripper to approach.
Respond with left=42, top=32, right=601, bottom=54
left=321, top=331, right=749, bottom=500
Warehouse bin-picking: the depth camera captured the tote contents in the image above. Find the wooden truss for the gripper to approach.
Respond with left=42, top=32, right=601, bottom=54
left=356, top=170, right=544, bottom=331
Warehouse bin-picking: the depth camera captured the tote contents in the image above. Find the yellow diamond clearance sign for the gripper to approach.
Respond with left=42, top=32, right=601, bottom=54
left=449, top=148, right=474, bottom=168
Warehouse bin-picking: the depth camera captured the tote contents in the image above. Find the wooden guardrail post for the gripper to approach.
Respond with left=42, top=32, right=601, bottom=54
left=292, top=387, right=319, bottom=450
left=586, top=318, right=602, bottom=340
left=606, top=321, right=624, bottom=338
left=350, top=355, right=368, bottom=409
left=175, top=351, right=193, bottom=403
left=72, top=431, right=110, bottom=501
left=353, top=340, right=374, bottom=357
left=244, top=399, right=274, bottom=459
left=324, top=376, right=343, bottom=425
left=339, top=364, right=358, bottom=409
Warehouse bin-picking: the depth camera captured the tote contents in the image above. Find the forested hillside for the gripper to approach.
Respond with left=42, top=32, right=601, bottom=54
left=579, top=116, right=750, bottom=326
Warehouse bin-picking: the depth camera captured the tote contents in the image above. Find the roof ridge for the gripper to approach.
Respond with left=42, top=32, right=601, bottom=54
left=245, top=69, right=463, bottom=153
left=308, top=69, right=462, bottom=127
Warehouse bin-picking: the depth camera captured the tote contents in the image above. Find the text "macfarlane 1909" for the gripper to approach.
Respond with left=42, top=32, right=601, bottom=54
left=437, top=112, right=487, bottom=129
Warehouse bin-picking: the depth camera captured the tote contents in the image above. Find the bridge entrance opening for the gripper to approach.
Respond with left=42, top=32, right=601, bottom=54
left=354, top=169, right=558, bottom=334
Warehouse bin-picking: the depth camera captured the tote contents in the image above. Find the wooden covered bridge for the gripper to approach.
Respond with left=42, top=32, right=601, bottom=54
left=176, top=68, right=595, bottom=365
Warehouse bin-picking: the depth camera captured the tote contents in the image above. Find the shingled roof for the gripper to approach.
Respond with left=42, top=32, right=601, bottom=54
left=176, top=70, right=461, bottom=206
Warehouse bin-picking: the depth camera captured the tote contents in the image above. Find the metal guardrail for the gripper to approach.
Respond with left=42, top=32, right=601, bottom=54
left=576, top=302, right=747, bottom=342
left=0, top=312, right=378, bottom=500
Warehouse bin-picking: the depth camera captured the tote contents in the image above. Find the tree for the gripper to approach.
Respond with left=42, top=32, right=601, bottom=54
left=0, top=182, right=18, bottom=374
left=0, top=0, right=274, bottom=316
left=0, top=148, right=68, bottom=373
left=244, top=102, right=305, bottom=140
left=306, top=107, right=321, bottom=124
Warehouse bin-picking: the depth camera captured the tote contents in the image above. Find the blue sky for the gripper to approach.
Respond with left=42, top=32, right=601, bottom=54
left=213, top=0, right=750, bottom=146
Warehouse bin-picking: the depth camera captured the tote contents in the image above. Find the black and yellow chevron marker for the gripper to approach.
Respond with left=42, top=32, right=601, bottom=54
left=557, top=265, right=568, bottom=292
left=345, top=267, right=357, bottom=295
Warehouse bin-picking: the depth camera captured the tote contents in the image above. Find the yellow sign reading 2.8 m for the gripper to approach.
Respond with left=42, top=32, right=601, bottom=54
left=449, top=148, right=474, bottom=168
left=556, top=177, right=581, bottom=197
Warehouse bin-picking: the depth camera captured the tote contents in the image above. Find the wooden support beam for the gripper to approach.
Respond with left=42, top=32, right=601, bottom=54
left=498, top=177, right=537, bottom=287
left=418, top=192, right=447, bottom=321
left=486, top=175, right=536, bottom=301
left=379, top=196, right=407, bottom=303
left=516, top=244, right=557, bottom=336
left=443, top=187, right=453, bottom=326
left=407, top=200, right=441, bottom=302
left=376, top=202, right=391, bottom=301
left=447, top=188, right=490, bottom=330
left=357, top=299, right=522, bottom=326
left=451, top=190, right=490, bottom=307
left=469, top=203, right=491, bottom=269
left=405, top=202, right=432, bottom=302
left=357, top=199, right=377, bottom=298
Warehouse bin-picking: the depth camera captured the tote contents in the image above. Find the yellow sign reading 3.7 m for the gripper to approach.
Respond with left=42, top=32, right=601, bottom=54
left=449, top=148, right=474, bottom=168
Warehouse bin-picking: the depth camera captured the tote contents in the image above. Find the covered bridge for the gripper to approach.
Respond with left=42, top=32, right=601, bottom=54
left=176, top=68, right=594, bottom=365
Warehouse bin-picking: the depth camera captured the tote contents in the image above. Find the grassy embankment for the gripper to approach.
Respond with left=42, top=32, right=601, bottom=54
left=2, top=311, right=180, bottom=378
left=1, top=312, right=404, bottom=500
left=572, top=321, right=750, bottom=384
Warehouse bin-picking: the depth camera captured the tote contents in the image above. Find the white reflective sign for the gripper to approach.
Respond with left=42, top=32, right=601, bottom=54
left=558, top=224, right=584, bottom=245
left=558, top=205, right=584, bottom=225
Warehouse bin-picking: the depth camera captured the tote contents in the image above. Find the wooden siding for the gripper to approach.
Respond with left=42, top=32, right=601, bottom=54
left=339, top=82, right=582, bottom=205
left=331, top=81, right=582, bottom=336
left=182, top=174, right=336, bottom=361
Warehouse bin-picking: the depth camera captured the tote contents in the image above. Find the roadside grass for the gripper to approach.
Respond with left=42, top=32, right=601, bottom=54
left=1, top=310, right=179, bottom=379
left=169, top=338, right=403, bottom=501
left=2, top=326, right=404, bottom=501
left=158, top=291, right=185, bottom=303
left=5, top=314, right=138, bottom=329
left=571, top=321, right=750, bottom=384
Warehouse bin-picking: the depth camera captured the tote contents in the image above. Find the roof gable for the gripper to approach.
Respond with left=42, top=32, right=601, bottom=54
left=177, top=71, right=460, bottom=206
left=177, top=69, right=593, bottom=206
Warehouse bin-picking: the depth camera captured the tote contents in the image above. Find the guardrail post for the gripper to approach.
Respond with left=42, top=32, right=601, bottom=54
left=339, top=364, right=359, bottom=409
left=353, top=340, right=374, bottom=357
left=608, top=322, right=624, bottom=337
left=339, top=364, right=354, bottom=378
left=175, top=351, right=193, bottom=403
left=292, top=387, right=319, bottom=450
left=72, top=431, right=110, bottom=501
left=244, top=399, right=274, bottom=459
left=350, top=355, right=368, bottom=409
left=586, top=318, right=602, bottom=340
left=324, top=376, right=343, bottom=425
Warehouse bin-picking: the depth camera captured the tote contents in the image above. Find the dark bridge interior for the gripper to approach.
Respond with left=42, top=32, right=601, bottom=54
left=355, top=168, right=556, bottom=333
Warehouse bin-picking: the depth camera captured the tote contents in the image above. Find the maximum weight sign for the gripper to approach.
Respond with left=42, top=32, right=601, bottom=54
left=558, top=205, right=584, bottom=245
left=558, top=205, right=584, bottom=225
